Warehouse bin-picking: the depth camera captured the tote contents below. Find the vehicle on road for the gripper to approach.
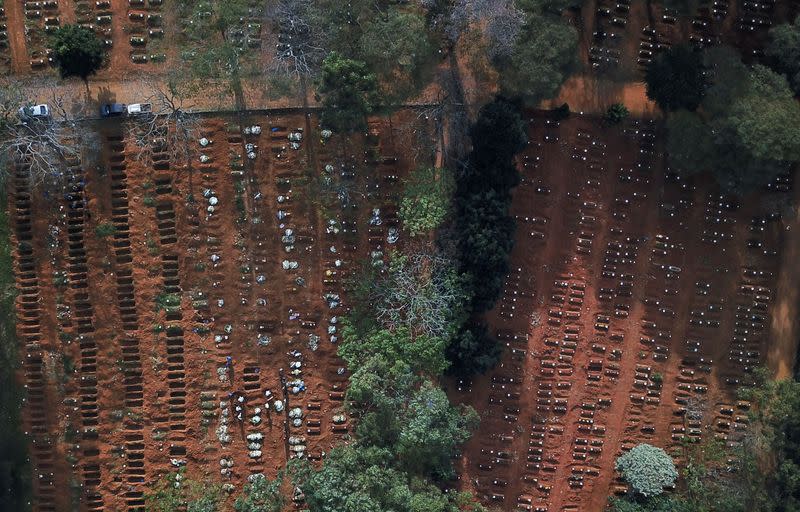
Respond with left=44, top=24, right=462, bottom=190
left=18, top=104, right=50, bottom=119
left=100, top=103, right=126, bottom=117
left=126, top=103, right=152, bottom=115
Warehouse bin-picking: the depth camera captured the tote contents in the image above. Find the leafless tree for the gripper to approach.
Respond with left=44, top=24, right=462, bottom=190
left=0, top=80, right=81, bottom=188
left=127, top=77, right=201, bottom=168
left=370, top=250, right=465, bottom=339
left=447, top=0, right=525, bottom=58
left=266, top=0, right=326, bottom=79
left=391, top=102, right=443, bottom=167
left=483, top=0, right=525, bottom=59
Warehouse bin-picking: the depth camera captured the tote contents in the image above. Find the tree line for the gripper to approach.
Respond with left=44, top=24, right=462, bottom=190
left=645, top=29, right=800, bottom=192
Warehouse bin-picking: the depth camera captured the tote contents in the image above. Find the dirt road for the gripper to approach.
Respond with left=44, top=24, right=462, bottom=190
left=767, top=176, right=800, bottom=380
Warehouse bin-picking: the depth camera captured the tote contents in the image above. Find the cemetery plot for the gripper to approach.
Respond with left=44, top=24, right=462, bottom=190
left=22, top=0, right=62, bottom=70
left=10, top=111, right=419, bottom=511
left=124, top=0, right=164, bottom=65
left=455, top=112, right=792, bottom=512
left=579, top=0, right=798, bottom=78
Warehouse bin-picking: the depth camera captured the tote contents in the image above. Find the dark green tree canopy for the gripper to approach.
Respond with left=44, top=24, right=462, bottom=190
left=445, top=322, right=501, bottom=377
left=358, top=11, right=435, bottom=103
left=467, top=97, right=528, bottom=174
left=499, top=14, right=578, bottom=104
left=766, top=16, right=800, bottom=95
left=318, top=52, right=379, bottom=132
left=665, top=49, right=800, bottom=192
left=291, top=445, right=484, bottom=512
left=604, top=103, right=630, bottom=125
left=51, top=25, right=105, bottom=80
left=644, top=44, right=706, bottom=112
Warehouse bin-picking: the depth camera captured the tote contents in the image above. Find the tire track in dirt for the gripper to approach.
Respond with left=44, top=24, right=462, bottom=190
left=6, top=0, right=29, bottom=74
left=767, top=172, right=800, bottom=380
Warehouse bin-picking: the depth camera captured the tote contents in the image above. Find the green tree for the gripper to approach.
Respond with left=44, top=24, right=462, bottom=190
left=644, top=44, right=706, bottom=112
left=665, top=109, right=715, bottom=174
left=727, top=65, right=800, bottom=162
left=400, top=167, right=453, bottom=237
left=177, top=0, right=256, bottom=110
left=604, top=103, right=630, bottom=124
left=338, top=327, right=448, bottom=377
left=445, top=323, right=502, bottom=377
left=456, top=188, right=516, bottom=311
left=465, top=98, right=528, bottom=186
left=500, top=15, right=578, bottom=104
left=702, top=46, right=750, bottom=118
left=346, top=354, right=418, bottom=448
left=358, top=11, right=435, bottom=104
left=396, top=381, right=479, bottom=478
left=318, top=52, right=379, bottom=132
left=146, top=471, right=184, bottom=512
left=615, top=444, right=678, bottom=498
left=292, top=445, right=483, bottom=512
left=609, top=495, right=691, bottom=512
left=51, top=25, right=105, bottom=80
left=234, top=474, right=285, bottom=512
left=665, top=51, right=799, bottom=191
left=766, top=17, right=800, bottom=94
left=740, top=371, right=800, bottom=511
left=146, top=470, right=223, bottom=512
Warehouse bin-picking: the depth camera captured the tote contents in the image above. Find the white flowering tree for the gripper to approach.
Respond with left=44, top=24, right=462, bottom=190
left=615, top=443, right=678, bottom=498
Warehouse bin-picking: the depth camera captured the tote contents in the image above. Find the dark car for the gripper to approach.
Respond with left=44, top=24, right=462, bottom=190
left=100, top=103, right=126, bottom=118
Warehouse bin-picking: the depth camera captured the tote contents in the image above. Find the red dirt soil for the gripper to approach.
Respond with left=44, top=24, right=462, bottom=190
left=451, top=113, right=795, bottom=512
left=10, top=110, right=428, bottom=512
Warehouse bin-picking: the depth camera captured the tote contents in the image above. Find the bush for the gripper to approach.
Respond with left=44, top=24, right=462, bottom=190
left=95, top=223, right=116, bottom=238
left=615, top=443, right=678, bottom=498
left=604, top=103, right=629, bottom=124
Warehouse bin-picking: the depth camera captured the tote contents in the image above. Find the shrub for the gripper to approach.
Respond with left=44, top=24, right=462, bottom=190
left=615, top=443, right=678, bottom=498
left=95, top=223, right=116, bottom=238
left=604, top=103, right=629, bottom=124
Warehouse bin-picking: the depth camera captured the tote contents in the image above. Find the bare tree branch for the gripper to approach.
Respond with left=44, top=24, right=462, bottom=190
left=0, top=80, right=81, bottom=188
left=266, top=0, right=326, bottom=79
left=370, top=250, right=465, bottom=339
left=127, top=77, right=201, bottom=168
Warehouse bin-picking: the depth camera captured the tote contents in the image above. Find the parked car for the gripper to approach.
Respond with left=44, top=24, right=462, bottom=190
left=18, top=104, right=50, bottom=119
left=126, top=103, right=152, bottom=115
left=100, top=103, right=126, bottom=117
